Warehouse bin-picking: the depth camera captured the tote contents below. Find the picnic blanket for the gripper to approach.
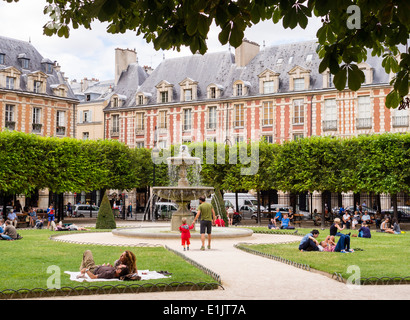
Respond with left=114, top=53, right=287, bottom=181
left=65, top=270, right=171, bottom=282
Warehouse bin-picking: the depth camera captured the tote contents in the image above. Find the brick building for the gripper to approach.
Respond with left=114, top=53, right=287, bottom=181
left=0, top=35, right=79, bottom=209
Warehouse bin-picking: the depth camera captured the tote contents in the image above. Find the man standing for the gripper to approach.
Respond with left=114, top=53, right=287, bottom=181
left=193, top=196, right=216, bottom=250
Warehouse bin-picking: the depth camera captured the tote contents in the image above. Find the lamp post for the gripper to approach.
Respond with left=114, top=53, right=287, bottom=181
left=151, top=145, right=160, bottom=221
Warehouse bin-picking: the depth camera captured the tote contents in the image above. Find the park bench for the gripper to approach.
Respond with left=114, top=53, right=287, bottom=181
left=16, top=213, right=29, bottom=228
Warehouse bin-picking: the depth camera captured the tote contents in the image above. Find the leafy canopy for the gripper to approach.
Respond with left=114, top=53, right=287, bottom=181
left=3, top=0, right=409, bottom=108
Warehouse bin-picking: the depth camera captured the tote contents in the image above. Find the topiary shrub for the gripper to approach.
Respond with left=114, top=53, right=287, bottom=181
left=96, top=191, right=116, bottom=229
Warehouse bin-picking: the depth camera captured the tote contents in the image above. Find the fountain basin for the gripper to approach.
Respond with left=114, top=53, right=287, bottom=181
left=152, top=186, right=214, bottom=202
left=112, top=226, right=253, bottom=239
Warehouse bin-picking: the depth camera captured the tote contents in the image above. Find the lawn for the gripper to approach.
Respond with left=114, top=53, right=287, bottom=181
left=240, top=227, right=410, bottom=283
left=0, top=229, right=219, bottom=296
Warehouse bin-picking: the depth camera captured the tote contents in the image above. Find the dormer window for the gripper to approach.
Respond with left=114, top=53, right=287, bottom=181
left=0, top=53, right=4, bottom=65
left=233, top=80, right=251, bottom=96
left=358, top=62, right=373, bottom=85
left=156, top=80, right=174, bottom=103
left=207, top=83, right=223, bottom=99
left=113, top=97, right=119, bottom=107
left=34, top=80, right=42, bottom=93
left=18, top=54, right=30, bottom=69
left=288, top=65, right=310, bottom=91
left=1, top=66, right=22, bottom=90
left=236, top=83, right=243, bottom=96
left=258, top=69, right=280, bottom=94
left=294, top=78, right=305, bottom=91
left=322, top=69, right=335, bottom=89
left=51, top=83, right=68, bottom=97
left=136, top=92, right=151, bottom=105
left=179, top=77, right=198, bottom=102
left=6, top=76, right=15, bottom=89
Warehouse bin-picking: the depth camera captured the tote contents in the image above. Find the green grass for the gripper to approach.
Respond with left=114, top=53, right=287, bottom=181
left=1, top=229, right=218, bottom=293
left=241, top=227, right=410, bottom=281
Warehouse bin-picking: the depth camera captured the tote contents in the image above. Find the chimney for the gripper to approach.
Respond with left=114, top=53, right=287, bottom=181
left=235, top=39, right=260, bottom=67
left=115, top=48, right=137, bottom=85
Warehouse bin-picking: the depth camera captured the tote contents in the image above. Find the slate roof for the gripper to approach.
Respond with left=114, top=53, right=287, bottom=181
left=0, top=35, right=77, bottom=100
left=105, top=39, right=390, bottom=111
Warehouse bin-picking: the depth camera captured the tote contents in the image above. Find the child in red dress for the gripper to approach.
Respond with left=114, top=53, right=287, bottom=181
left=179, top=218, right=194, bottom=251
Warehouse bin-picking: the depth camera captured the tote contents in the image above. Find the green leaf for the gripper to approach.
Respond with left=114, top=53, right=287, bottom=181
left=333, top=66, right=347, bottom=90
left=347, top=64, right=365, bottom=91
left=385, top=90, right=400, bottom=109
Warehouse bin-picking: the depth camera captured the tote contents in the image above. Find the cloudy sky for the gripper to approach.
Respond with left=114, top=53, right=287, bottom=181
left=0, top=0, right=322, bottom=82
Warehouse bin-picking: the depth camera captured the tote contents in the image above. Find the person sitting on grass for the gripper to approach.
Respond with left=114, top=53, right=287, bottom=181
left=380, top=217, right=394, bottom=233
left=268, top=218, right=278, bottom=230
left=0, top=220, right=19, bottom=240
left=280, top=213, right=295, bottom=229
left=330, top=218, right=346, bottom=236
left=355, top=221, right=371, bottom=238
left=299, top=229, right=320, bottom=251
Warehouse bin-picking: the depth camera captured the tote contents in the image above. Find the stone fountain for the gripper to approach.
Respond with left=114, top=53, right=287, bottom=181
left=112, top=145, right=253, bottom=239
left=152, top=145, right=214, bottom=231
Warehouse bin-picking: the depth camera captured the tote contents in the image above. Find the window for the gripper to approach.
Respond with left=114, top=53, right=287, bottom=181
left=160, top=91, right=168, bottom=103
left=288, top=56, right=293, bottom=64
left=32, top=107, right=42, bottom=133
left=112, top=115, right=120, bottom=134
left=183, top=109, right=192, bottom=131
left=263, top=81, right=274, bottom=94
left=138, top=95, right=144, bottom=105
left=21, top=59, right=29, bottom=69
left=357, top=96, right=372, bottom=129
left=328, top=73, right=334, bottom=88
left=6, top=77, right=15, bottom=89
left=294, top=78, right=305, bottom=91
left=293, top=99, right=304, bottom=125
left=34, top=81, right=42, bottom=93
left=393, top=108, right=409, bottom=127
left=262, top=101, right=273, bottom=126
left=323, top=99, right=337, bottom=131
left=234, top=135, right=244, bottom=144
left=234, top=104, right=244, bottom=127
left=86, top=94, right=91, bottom=102
left=82, top=132, right=89, bottom=140
left=184, top=89, right=192, bottom=101
left=293, top=133, right=304, bottom=141
left=83, top=110, right=91, bottom=123
left=158, top=111, right=167, bottom=129
left=46, top=63, right=53, bottom=74
left=0, top=54, right=4, bottom=65
left=236, top=83, right=243, bottom=96
left=262, top=135, right=273, bottom=143
left=208, top=106, right=217, bottom=129
left=113, top=97, right=119, bottom=108
left=136, top=141, right=145, bottom=148
left=5, top=104, right=14, bottom=122
left=210, top=87, right=216, bottom=99
left=136, top=112, right=144, bottom=131
left=56, top=110, right=66, bottom=135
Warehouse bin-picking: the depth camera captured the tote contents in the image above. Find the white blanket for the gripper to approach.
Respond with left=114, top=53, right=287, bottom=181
left=65, top=270, right=170, bottom=282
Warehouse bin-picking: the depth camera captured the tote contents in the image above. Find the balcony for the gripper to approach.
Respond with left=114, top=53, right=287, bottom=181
left=5, top=121, right=15, bottom=130
left=56, top=126, right=66, bottom=136
left=323, top=120, right=337, bottom=131
left=135, top=126, right=144, bottom=135
left=32, top=123, right=42, bottom=133
left=392, top=116, right=409, bottom=127
left=110, top=130, right=119, bottom=137
left=356, top=117, right=372, bottom=129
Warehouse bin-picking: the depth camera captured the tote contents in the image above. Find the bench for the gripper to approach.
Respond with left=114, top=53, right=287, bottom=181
left=16, top=213, right=29, bottom=228
left=293, top=214, right=303, bottom=228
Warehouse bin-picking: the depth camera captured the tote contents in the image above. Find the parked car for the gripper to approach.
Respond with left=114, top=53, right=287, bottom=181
left=72, top=204, right=99, bottom=218
left=381, top=209, right=410, bottom=222
left=239, top=205, right=258, bottom=220
left=154, top=202, right=178, bottom=220
left=0, top=206, right=14, bottom=216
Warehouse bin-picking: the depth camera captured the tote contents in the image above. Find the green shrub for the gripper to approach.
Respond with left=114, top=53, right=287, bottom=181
left=96, top=191, right=116, bottom=229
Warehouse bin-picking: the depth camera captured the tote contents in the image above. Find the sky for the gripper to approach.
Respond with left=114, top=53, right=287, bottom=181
left=0, top=0, right=322, bottom=83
